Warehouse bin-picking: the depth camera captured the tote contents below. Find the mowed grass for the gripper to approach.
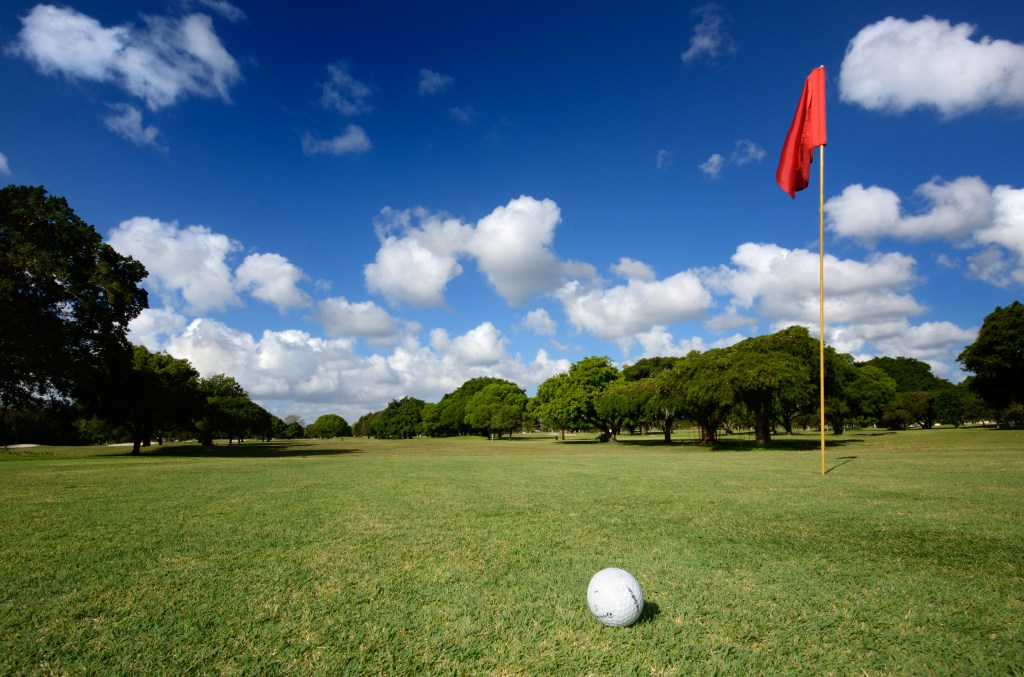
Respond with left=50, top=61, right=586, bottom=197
left=1, top=429, right=1022, bottom=674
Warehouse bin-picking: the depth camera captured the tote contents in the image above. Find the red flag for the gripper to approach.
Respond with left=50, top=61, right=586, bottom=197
left=776, top=67, right=827, bottom=198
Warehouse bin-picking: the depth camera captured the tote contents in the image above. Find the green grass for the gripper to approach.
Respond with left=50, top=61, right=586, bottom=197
left=2, top=429, right=1022, bottom=674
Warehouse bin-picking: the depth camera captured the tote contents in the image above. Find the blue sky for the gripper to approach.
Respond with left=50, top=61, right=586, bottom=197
left=3, top=1, right=1023, bottom=423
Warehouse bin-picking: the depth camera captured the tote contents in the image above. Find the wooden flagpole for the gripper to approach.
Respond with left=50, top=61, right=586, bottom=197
left=819, top=144, right=826, bottom=476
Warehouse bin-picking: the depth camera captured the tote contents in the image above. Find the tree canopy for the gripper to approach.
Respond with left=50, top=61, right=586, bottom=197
left=958, top=300, right=1024, bottom=414
left=1, top=186, right=148, bottom=412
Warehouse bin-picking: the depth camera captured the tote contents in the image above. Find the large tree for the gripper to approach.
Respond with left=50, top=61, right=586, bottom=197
left=958, top=301, right=1024, bottom=414
left=114, top=346, right=202, bottom=454
left=464, top=381, right=527, bottom=440
left=726, top=327, right=816, bottom=445
left=306, top=413, right=352, bottom=438
left=0, top=186, right=148, bottom=423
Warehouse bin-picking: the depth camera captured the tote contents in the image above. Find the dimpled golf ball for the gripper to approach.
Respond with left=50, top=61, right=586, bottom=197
left=587, top=567, right=644, bottom=627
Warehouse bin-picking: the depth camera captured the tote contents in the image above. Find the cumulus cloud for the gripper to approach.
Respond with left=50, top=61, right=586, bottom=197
left=108, top=217, right=311, bottom=314
left=699, top=241, right=974, bottom=371
left=301, top=125, right=372, bottom=155
left=127, top=306, right=188, bottom=352
left=827, top=177, right=1024, bottom=284
left=11, top=5, right=241, bottom=111
left=467, top=196, right=579, bottom=305
left=826, top=177, right=993, bottom=244
left=163, top=318, right=567, bottom=422
left=418, top=68, right=453, bottom=95
left=107, top=216, right=241, bottom=313
left=365, top=196, right=595, bottom=308
left=235, top=253, right=311, bottom=312
left=364, top=208, right=469, bottom=306
left=522, top=308, right=557, bottom=336
left=320, top=61, right=372, bottom=115
left=315, top=297, right=397, bottom=339
left=681, top=2, right=735, bottom=64
left=709, top=242, right=922, bottom=328
left=0, top=152, right=11, bottom=175
left=556, top=270, right=712, bottom=345
left=839, top=16, right=1024, bottom=117
left=103, top=104, right=164, bottom=148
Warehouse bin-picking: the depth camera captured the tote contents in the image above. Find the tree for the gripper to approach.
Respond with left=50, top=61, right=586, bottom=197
left=529, top=372, right=583, bottom=440
left=306, top=413, right=351, bottom=438
left=115, top=346, right=202, bottom=454
left=958, top=301, right=1024, bottom=415
left=665, top=349, right=734, bottom=444
left=195, top=374, right=264, bottom=445
left=374, top=397, right=425, bottom=439
left=464, top=381, right=527, bottom=440
left=1, top=186, right=148, bottom=439
left=623, top=357, right=682, bottom=440
left=566, top=356, right=621, bottom=439
left=726, top=327, right=815, bottom=445
left=843, top=365, right=898, bottom=427
left=424, top=377, right=507, bottom=437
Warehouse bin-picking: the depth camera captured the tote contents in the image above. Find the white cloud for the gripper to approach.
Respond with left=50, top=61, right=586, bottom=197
left=11, top=5, right=241, bottom=111
left=522, top=308, right=557, bottom=336
left=699, top=153, right=725, bottom=178
left=418, top=68, right=453, bottom=95
left=103, top=104, right=164, bottom=148
left=315, top=297, right=397, bottom=339
left=365, top=197, right=594, bottom=308
left=320, top=61, right=372, bottom=115
left=467, top=196, right=576, bottom=305
left=827, top=177, right=1024, bottom=284
left=364, top=209, right=468, bottom=306
left=974, top=185, right=1024, bottom=284
left=839, top=16, right=1024, bottom=117
left=826, top=177, right=993, bottom=243
left=611, top=257, right=656, bottom=282
left=127, top=306, right=188, bottom=352
left=710, top=242, right=922, bottom=328
left=703, top=241, right=974, bottom=372
left=0, top=152, right=11, bottom=175
left=656, top=149, right=673, bottom=171
left=557, top=270, right=712, bottom=345
left=235, top=252, right=311, bottom=312
left=448, top=322, right=508, bottom=366
left=301, top=125, right=372, bottom=155
left=162, top=317, right=567, bottom=422
left=107, top=216, right=241, bottom=313
left=681, top=2, right=735, bottom=64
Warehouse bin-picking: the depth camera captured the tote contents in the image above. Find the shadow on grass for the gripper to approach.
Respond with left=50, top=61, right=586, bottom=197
left=825, top=456, right=858, bottom=474
left=637, top=601, right=660, bottom=625
left=611, top=436, right=864, bottom=453
left=137, top=442, right=358, bottom=458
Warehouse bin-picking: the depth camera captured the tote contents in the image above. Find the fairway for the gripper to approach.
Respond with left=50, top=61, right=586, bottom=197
left=2, top=429, right=1022, bottom=674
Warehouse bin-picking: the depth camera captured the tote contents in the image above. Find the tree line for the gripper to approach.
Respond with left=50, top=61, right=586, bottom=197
left=356, top=309, right=1023, bottom=443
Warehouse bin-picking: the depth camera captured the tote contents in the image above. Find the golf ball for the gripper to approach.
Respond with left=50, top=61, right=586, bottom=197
left=587, top=567, right=644, bottom=627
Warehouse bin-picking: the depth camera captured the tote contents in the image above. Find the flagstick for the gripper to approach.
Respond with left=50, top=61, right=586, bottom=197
left=819, top=144, right=826, bottom=477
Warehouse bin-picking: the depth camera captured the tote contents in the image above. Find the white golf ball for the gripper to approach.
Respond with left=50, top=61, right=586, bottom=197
left=587, top=567, right=644, bottom=627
